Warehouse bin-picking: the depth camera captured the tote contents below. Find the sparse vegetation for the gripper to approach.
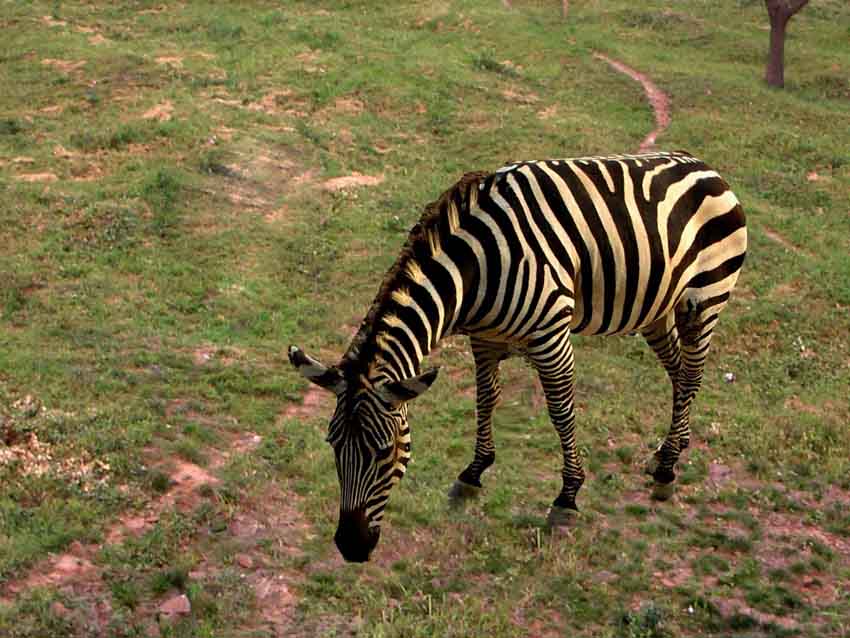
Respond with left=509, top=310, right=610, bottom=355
left=1, top=1, right=848, bottom=637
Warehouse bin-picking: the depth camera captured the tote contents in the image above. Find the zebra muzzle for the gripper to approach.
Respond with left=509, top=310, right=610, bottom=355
left=334, top=509, right=380, bottom=562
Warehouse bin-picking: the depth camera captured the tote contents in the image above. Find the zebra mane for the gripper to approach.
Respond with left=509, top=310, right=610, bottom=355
left=341, top=170, right=490, bottom=374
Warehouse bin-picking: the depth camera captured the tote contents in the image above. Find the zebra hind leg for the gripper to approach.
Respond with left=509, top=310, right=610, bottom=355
left=526, top=326, right=584, bottom=526
left=645, top=298, right=714, bottom=500
left=448, top=339, right=508, bottom=502
left=640, top=313, right=682, bottom=499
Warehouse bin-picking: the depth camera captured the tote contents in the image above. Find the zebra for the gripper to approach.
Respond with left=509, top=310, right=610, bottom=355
left=289, top=151, right=747, bottom=562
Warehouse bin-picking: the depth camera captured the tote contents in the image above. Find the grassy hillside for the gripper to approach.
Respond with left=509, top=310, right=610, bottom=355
left=1, top=1, right=848, bottom=636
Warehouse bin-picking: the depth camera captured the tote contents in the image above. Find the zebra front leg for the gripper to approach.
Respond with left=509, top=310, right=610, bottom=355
left=527, top=326, right=584, bottom=526
left=449, top=339, right=508, bottom=501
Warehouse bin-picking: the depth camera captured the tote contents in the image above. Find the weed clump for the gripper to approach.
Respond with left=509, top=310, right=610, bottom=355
left=617, top=603, right=670, bottom=638
left=472, top=53, right=521, bottom=78
left=138, top=168, right=183, bottom=237
left=0, top=118, right=23, bottom=135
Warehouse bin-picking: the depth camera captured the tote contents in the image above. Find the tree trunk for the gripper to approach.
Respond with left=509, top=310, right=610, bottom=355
left=765, top=9, right=787, bottom=87
left=764, top=0, right=810, bottom=88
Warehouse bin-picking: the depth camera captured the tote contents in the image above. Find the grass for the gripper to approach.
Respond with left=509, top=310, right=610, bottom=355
left=1, top=1, right=849, bottom=636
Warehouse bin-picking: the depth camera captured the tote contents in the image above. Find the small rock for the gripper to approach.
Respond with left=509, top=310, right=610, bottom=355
left=236, top=553, right=254, bottom=569
left=158, top=594, right=191, bottom=619
left=723, top=372, right=735, bottom=383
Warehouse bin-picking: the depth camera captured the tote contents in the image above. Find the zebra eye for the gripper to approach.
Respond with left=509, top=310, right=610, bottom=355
left=374, top=443, right=395, bottom=461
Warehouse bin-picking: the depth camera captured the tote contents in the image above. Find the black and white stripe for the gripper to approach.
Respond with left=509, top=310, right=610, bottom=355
left=291, top=150, right=747, bottom=559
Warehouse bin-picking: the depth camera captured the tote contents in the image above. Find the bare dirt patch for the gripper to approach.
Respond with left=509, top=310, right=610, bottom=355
left=283, top=385, right=332, bottom=420
left=196, top=146, right=305, bottom=231
left=501, top=88, right=540, bottom=104
left=2, top=422, right=273, bottom=616
left=251, top=571, right=300, bottom=630
left=537, top=104, right=558, bottom=120
left=312, top=95, right=366, bottom=124
left=154, top=55, right=183, bottom=68
left=763, top=226, right=810, bottom=256
left=653, top=565, right=693, bottom=590
left=1, top=539, right=113, bottom=634
left=783, top=395, right=826, bottom=415
left=191, top=344, right=245, bottom=367
left=246, top=90, right=308, bottom=117
left=707, top=460, right=734, bottom=489
left=292, top=169, right=318, bottom=186
left=759, top=510, right=850, bottom=558
left=264, top=203, right=291, bottom=223
left=714, top=596, right=800, bottom=631
left=3, top=544, right=98, bottom=597
left=332, top=96, right=365, bottom=114
left=41, top=58, right=87, bottom=73
left=41, top=15, right=67, bottom=27
left=593, top=53, right=671, bottom=152
left=322, top=172, right=385, bottom=191
left=70, top=161, right=106, bottom=182
left=295, top=50, right=326, bottom=75
left=53, top=144, right=77, bottom=159
left=142, top=100, right=174, bottom=122
left=14, top=172, right=58, bottom=183
left=215, top=486, right=312, bottom=635
left=104, top=457, right=220, bottom=546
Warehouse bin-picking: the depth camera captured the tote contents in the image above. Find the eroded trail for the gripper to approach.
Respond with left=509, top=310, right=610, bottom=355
left=1, top=393, right=312, bottom=636
left=593, top=52, right=672, bottom=152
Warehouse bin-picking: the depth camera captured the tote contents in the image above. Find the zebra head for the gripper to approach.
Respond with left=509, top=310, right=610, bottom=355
left=288, top=345, right=438, bottom=562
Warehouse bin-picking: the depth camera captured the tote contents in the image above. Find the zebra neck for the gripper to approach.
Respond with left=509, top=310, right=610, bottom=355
left=361, top=280, right=458, bottom=383
left=343, top=171, right=487, bottom=382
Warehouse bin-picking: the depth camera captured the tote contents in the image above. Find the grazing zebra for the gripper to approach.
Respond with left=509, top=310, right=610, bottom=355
left=289, top=151, right=747, bottom=562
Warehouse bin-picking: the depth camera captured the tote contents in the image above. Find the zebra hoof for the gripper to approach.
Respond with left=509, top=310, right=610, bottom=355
left=546, top=506, right=580, bottom=528
left=651, top=481, right=675, bottom=501
left=448, top=480, right=481, bottom=501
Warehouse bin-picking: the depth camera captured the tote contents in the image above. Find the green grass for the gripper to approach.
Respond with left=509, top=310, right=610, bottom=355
left=1, top=1, right=849, bottom=636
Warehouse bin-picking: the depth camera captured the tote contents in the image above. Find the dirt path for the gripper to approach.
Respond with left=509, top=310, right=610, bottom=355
left=1, top=401, right=308, bottom=636
left=593, top=52, right=671, bottom=152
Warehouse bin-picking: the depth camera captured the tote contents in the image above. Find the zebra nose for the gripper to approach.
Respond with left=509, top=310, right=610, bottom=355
left=334, top=509, right=380, bottom=562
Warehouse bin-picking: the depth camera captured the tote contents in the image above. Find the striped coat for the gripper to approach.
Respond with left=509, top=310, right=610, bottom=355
left=290, top=150, right=746, bottom=561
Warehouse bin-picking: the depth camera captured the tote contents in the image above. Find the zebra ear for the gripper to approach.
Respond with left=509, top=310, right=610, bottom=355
left=377, top=367, right=440, bottom=405
left=288, top=345, right=346, bottom=395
